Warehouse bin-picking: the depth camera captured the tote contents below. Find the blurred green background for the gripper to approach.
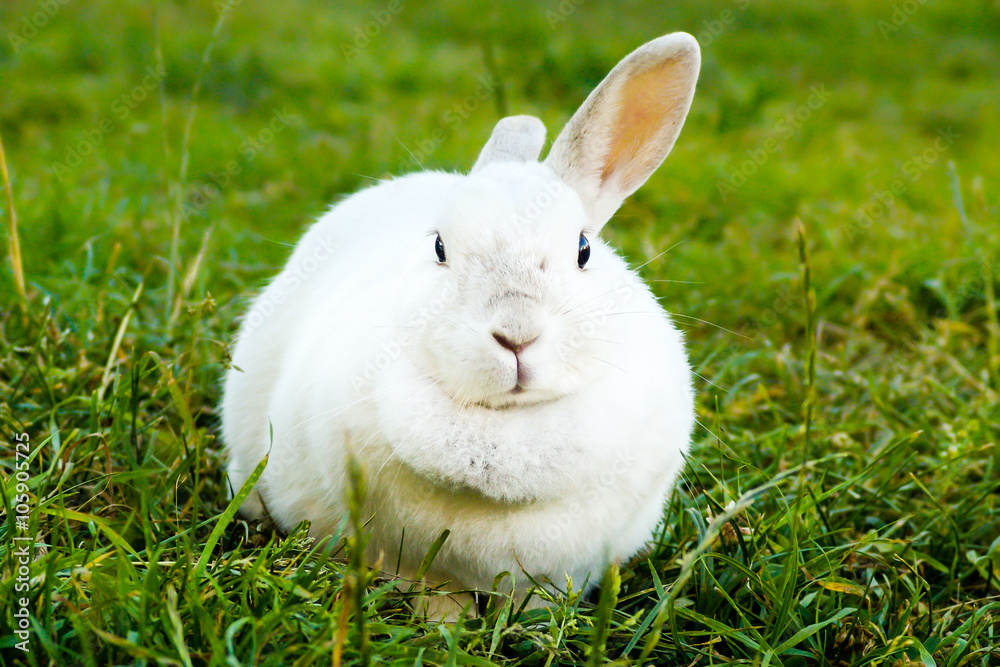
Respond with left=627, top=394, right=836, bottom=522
left=2, top=0, right=998, bottom=348
left=1, top=0, right=998, bottom=378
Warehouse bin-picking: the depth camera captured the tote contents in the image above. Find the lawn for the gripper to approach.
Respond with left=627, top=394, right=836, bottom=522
left=1, top=0, right=999, bottom=665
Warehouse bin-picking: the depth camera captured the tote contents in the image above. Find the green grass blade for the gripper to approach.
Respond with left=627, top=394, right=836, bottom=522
left=772, top=606, right=856, bottom=655
left=192, top=455, right=267, bottom=580
left=415, top=529, right=451, bottom=580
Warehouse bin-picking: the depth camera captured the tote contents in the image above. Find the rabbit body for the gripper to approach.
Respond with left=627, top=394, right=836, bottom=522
left=223, top=32, right=701, bottom=614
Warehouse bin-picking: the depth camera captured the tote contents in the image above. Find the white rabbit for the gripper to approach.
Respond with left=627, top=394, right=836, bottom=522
left=222, top=32, right=700, bottom=619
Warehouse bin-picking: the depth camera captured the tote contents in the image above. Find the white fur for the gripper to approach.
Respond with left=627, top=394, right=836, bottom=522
left=222, top=32, right=701, bottom=616
left=472, top=115, right=547, bottom=172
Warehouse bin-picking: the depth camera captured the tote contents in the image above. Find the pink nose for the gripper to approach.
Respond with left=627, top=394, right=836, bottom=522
left=492, top=332, right=538, bottom=356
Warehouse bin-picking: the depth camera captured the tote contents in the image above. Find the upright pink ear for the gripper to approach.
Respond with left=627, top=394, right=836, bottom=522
left=545, top=33, right=700, bottom=230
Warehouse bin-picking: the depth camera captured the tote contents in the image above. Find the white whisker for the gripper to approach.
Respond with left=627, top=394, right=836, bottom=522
left=670, top=313, right=749, bottom=339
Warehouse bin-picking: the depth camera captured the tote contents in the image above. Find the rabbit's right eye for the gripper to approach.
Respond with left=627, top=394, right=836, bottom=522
left=577, top=234, right=591, bottom=268
left=435, top=234, right=447, bottom=263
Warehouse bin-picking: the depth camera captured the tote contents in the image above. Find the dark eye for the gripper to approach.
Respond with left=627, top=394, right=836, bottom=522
left=435, top=234, right=446, bottom=263
left=577, top=233, right=590, bottom=269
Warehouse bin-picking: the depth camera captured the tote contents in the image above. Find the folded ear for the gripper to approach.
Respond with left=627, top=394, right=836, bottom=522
left=472, top=115, right=547, bottom=172
left=545, top=32, right=700, bottom=229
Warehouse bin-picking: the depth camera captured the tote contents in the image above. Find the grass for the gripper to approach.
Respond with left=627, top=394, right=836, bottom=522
left=1, top=0, right=999, bottom=664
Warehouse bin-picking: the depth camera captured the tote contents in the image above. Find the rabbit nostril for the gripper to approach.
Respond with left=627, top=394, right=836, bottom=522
left=493, top=332, right=518, bottom=353
left=492, top=332, right=539, bottom=354
left=493, top=331, right=538, bottom=355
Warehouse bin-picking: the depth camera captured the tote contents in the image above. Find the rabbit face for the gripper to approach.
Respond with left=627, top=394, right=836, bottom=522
left=396, top=162, right=626, bottom=411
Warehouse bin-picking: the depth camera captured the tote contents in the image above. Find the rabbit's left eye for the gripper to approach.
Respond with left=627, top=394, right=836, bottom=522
left=577, top=234, right=591, bottom=269
left=435, top=234, right=447, bottom=263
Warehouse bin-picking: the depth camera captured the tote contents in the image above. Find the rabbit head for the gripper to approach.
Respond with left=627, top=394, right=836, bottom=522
left=386, top=33, right=700, bottom=411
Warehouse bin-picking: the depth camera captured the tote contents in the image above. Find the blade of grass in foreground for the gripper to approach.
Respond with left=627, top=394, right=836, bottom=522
left=0, top=128, right=26, bottom=307
left=39, top=506, right=141, bottom=561
left=587, top=562, right=621, bottom=667
left=631, top=464, right=813, bottom=662
left=193, top=455, right=268, bottom=580
left=415, top=529, right=451, bottom=580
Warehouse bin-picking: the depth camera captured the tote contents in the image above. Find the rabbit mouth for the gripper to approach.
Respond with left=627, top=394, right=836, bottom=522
left=471, top=387, right=561, bottom=411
